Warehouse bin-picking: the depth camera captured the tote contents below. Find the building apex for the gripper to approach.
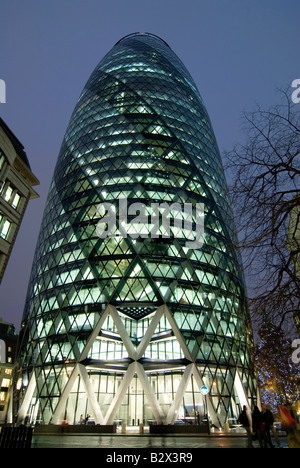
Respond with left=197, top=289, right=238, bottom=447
left=115, top=32, right=171, bottom=49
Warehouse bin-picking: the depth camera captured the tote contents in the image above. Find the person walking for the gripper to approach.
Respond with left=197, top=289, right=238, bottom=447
left=262, top=406, right=275, bottom=448
left=252, top=405, right=267, bottom=448
left=238, top=405, right=253, bottom=448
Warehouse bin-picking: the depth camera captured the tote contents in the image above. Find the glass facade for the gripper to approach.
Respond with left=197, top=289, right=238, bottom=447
left=16, top=33, right=257, bottom=428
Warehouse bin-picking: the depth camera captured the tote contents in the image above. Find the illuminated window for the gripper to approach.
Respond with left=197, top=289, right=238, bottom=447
left=0, top=218, right=12, bottom=240
left=0, top=392, right=6, bottom=401
left=1, top=378, right=11, bottom=387
left=12, top=193, right=21, bottom=209
left=16, top=378, right=22, bottom=390
left=3, top=185, right=13, bottom=202
left=0, top=152, right=6, bottom=171
left=1, top=184, right=21, bottom=209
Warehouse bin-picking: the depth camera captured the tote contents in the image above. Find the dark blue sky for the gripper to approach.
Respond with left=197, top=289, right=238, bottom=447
left=1, top=0, right=299, bottom=329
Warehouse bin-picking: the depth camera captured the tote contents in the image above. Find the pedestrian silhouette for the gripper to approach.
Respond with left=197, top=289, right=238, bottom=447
left=238, top=405, right=253, bottom=448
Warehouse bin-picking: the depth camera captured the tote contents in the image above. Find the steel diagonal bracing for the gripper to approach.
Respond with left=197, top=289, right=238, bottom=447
left=18, top=300, right=252, bottom=427
left=17, top=33, right=257, bottom=429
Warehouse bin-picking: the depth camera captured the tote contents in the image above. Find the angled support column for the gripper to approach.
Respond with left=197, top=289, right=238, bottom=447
left=257, top=385, right=262, bottom=411
left=109, top=305, right=137, bottom=360
left=234, top=367, right=251, bottom=415
left=104, top=362, right=137, bottom=425
left=166, top=364, right=193, bottom=424
left=136, top=362, right=165, bottom=424
left=17, top=372, right=36, bottom=425
left=51, top=364, right=79, bottom=424
left=164, top=306, right=193, bottom=361
left=78, top=364, right=104, bottom=425
left=6, top=385, right=14, bottom=424
left=79, top=306, right=110, bottom=361
left=191, top=363, right=221, bottom=428
left=136, top=305, right=165, bottom=360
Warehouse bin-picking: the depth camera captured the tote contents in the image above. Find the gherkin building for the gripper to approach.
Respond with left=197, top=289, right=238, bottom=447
left=16, top=33, right=257, bottom=429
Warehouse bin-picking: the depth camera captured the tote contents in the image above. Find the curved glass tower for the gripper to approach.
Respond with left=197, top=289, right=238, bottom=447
left=16, top=33, right=257, bottom=428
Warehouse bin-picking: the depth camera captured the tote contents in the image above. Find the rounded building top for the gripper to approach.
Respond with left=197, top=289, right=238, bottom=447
left=115, top=32, right=171, bottom=49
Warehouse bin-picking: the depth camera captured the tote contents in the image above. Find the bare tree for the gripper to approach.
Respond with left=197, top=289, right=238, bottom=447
left=225, top=88, right=300, bottom=337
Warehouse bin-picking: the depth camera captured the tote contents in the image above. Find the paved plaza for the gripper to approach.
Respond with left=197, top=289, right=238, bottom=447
left=31, top=433, right=289, bottom=449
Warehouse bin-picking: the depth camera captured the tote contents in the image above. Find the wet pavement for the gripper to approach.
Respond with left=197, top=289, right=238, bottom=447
left=31, top=433, right=289, bottom=449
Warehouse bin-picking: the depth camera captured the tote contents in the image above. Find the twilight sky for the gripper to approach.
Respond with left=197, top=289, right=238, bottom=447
left=0, top=0, right=299, bottom=330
